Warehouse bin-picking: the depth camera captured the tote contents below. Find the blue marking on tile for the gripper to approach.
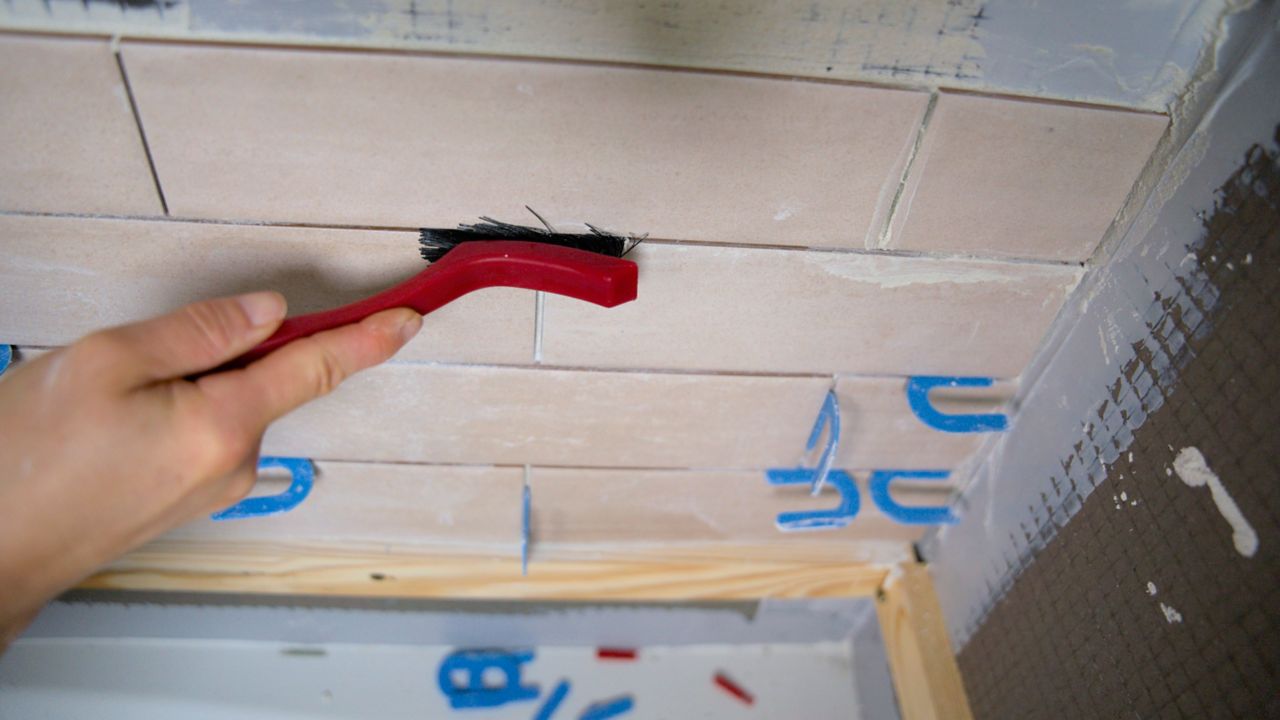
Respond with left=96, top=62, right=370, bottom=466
left=579, top=695, right=634, bottom=719
left=211, top=456, right=314, bottom=521
left=0, top=345, right=11, bottom=377
left=804, top=390, right=841, bottom=495
left=868, top=469, right=957, bottom=525
left=906, top=376, right=1009, bottom=433
left=521, top=483, right=532, bottom=576
left=766, top=468, right=860, bottom=531
left=437, top=648, right=539, bottom=709
left=532, top=679, right=571, bottom=720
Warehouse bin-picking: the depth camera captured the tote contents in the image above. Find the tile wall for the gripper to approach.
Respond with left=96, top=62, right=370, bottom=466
left=0, top=34, right=1167, bottom=559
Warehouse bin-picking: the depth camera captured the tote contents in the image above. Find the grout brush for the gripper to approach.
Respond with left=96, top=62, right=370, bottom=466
left=221, top=215, right=642, bottom=369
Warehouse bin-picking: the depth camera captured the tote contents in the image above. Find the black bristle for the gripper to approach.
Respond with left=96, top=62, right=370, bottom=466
left=418, top=216, right=643, bottom=263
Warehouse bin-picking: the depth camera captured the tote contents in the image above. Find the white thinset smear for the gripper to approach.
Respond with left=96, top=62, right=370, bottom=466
left=1160, top=602, right=1183, bottom=624
left=2, top=253, right=99, bottom=277
left=1172, top=446, right=1259, bottom=558
left=805, top=253, right=1084, bottom=290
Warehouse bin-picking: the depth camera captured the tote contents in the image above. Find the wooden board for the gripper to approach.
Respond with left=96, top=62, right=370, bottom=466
left=83, top=540, right=891, bottom=601
left=877, top=563, right=974, bottom=720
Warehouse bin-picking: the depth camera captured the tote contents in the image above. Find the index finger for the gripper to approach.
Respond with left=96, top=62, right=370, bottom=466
left=199, top=307, right=421, bottom=434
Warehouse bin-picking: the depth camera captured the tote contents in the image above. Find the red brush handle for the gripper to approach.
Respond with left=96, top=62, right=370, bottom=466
left=228, top=240, right=637, bottom=368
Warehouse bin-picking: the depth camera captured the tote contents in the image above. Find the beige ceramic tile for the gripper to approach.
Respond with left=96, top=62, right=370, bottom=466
left=2, top=346, right=993, bottom=470
left=120, top=42, right=927, bottom=247
left=0, top=35, right=161, bottom=215
left=264, top=365, right=830, bottom=468
left=0, top=215, right=534, bottom=364
left=886, top=92, right=1168, bottom=261
left=542, top=243, right=1083, bottom=377
left=167, top=462, right=521, bottom=552
left=262, top=365, right=991, bottom=469
left=530, top=467, right=951, bottom=546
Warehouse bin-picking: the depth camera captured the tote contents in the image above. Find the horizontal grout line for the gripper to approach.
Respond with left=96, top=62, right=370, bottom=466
left=936, top=84, right=1169, bottom=117
left=319, top=458, right=514, bottom=470
left=635, top=237, right=1084, bottom=268
left=0, top=208, right=413, bottom=233
left=0, top=27, right=937, bottom=98
left=4, top=345, right=1022, bottom=383
left=0, top=209, right=1084, bottom=269
left=379, top=359, right=1016, bottom=384
left=0, top=27, right=1165, bottom=114
left=115, top=32, right=940, bottom=96
left=312, top=457, right=962, bottom=479
left=380, top=358, right=830, bottom=379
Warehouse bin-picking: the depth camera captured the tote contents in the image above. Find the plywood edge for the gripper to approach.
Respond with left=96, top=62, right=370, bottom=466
left=876, top=563, right=974, bottom=720
left=81, top=540, right=891, bottom=601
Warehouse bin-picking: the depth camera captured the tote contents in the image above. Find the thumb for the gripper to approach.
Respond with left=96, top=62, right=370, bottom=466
left=89, top=291, right=287, bottom=388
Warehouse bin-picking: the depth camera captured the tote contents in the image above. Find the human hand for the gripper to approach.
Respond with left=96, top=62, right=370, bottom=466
left=0, top=292, right=421, bottom=640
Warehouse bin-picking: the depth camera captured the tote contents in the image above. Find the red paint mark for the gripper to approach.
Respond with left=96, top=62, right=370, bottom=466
left=714, top=672, right=754, bottom=706
left=596, top=647, right=638, bottom=660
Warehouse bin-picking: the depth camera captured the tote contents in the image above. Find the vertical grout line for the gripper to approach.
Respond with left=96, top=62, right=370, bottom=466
left=533, top=291, right=545, bottom=363
left=113, top=44, right=170, bottom=216
left=521, top=464, right=532, bottom=574
left=875, top=91, right=938, bottom=250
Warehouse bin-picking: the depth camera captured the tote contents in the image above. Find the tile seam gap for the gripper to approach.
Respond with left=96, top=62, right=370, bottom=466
left=381, top=360, right=827, bottom=379
left=89, top=31, right=1159, bottom=112
left=6, top=347, right=1023, bottom=382
left=112, top=33, right=942, bottom=96
left=876, top=91, right=938, bottom=250
left=0, top=210, right=1081, bottom=269
left=533, top=291, right=545, bottom=363
left=1, top=29, right=1165, bottom=112
left=112, top=47, right=169, bottom=216
left=379, top=360, right=1023, bottom=382
left=307, top=458, right=960, bottom=475
left=639, top=238, right=1081, bottom=268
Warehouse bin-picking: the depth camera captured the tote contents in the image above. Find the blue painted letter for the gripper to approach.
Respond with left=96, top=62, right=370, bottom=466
left=579, top=695, right=634, bottom=719
left=868, top=469, right=957, bottom=525
left=767, top=468, right=860, bottom=531
left=532, top=679, right=571, bottom=719
left=803, top=390, right=842, bottom=495
left=906, top=376, right=1009, bottom=433
left=211, top=456, right=314, bottom=520
left=437, top=648, right=539, bottom=709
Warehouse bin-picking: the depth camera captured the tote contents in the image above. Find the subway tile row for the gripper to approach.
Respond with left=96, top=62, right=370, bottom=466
left=544, top=242, right=1082, bottom=377
left=164, top=461, right=946, bottom=552
left=0, top=214, right=1079, bottom=376
left=0, top=215, right=533, bottom=365
left=4, top=345, right=1008, bottom=470
left=118, top=40, right=926, bottom=250
left=259, top=364, right=1008, bottom=470
left=1, top=35, right=1165, bottom=262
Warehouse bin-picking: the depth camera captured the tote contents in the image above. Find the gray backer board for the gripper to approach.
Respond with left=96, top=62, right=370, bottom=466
left=923, top=2, right=1280, bottom=650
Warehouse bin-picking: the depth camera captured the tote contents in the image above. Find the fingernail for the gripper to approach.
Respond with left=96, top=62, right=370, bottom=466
left=399, top=311, right=423, bottom=344
left=238, top=291, right=286, bottom=328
